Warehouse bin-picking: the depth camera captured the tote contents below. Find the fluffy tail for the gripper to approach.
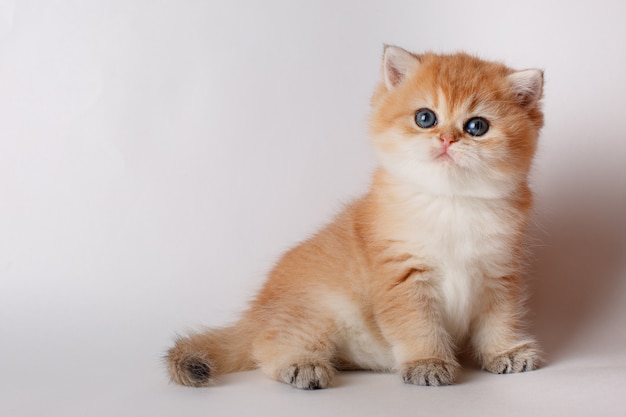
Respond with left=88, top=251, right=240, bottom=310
left=166, top=321, right=257, bottom=387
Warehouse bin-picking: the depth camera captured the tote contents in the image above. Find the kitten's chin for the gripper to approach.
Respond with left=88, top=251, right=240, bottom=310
left=379, top=158, right=517, bottom=199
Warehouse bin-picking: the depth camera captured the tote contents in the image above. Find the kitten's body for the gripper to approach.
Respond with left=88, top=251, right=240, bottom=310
left=167, top=47, right=544, bottom=389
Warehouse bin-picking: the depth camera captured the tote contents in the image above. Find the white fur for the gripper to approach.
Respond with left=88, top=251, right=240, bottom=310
left=322, top=293, right=396, bottom=371
left=388, top=186, right=521, bottom=341
left=322, top=186, right=521, bottom=368
left=375, top=133, right=519, bottom=199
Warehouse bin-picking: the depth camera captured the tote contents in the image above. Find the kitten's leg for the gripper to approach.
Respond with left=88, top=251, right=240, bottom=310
left=471, top=276, right=543, bottom=374
left=376, top=270, right=459, bottom=386
left=252, top=306, right=337, bottom=390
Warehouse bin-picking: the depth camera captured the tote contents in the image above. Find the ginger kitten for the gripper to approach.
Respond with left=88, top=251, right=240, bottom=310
left=166, top=45, right=544, bottom=389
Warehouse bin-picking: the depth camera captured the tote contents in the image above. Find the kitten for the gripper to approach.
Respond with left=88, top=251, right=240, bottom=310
left=166, top=45, right=544, bottom=389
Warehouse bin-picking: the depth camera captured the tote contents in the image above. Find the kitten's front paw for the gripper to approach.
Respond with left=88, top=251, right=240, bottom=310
left=277, top=362, right=335, bottom=390
left=401, top=359, right=458, bottom=386
left=483, top=343, right=543, bottom=374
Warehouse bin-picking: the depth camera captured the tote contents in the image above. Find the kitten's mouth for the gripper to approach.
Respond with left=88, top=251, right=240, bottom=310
left=434, top=149, right=455, bottom=163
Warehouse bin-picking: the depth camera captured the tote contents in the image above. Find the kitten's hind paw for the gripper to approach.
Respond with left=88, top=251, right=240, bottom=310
left=278, top=362, right=335, bottom=390
left=483, top=343, right=543, bottom=374
left=401, top=359, right=458, bottom=386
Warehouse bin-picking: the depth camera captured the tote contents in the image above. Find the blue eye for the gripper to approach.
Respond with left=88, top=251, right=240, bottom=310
left=415, top=109, right=437, bottom=129
left=464, top=117, right=489, bottom=136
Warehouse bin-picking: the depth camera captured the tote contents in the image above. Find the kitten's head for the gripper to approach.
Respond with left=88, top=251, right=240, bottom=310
left=370, top=46, right=544, bottom=198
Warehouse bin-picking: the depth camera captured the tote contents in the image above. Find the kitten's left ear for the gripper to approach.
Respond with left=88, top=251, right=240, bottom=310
left=507, top=69, right=544, bottom=107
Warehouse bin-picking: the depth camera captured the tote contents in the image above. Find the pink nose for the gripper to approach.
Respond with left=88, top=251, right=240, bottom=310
left=439, top=134, right=458, bottom=148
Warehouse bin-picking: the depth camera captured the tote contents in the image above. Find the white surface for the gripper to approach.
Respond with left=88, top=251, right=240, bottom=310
left=1, top=1, right=625, bottom=416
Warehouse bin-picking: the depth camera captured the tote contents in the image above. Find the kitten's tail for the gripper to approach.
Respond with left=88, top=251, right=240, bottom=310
left=166, top=320, right=257, bottom=387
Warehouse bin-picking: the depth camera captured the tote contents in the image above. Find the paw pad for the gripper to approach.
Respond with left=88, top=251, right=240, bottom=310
left=483, top=344, right=542, bottom=374
left=401, top=359, right=458, bottom=386
left=279, top=363, right=334, bottom=390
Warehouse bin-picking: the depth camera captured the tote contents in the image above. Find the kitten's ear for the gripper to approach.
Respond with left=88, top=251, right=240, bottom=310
left=507, top=69, right=544, bottom=107
left=382, top=45, right=421, bottom=89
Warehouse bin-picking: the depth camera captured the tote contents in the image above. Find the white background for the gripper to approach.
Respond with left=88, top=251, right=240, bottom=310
left=1, top=1, right=625, bottom=416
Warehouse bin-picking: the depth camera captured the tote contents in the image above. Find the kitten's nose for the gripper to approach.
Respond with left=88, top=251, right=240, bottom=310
left=439, top=134, right=458, bottom=148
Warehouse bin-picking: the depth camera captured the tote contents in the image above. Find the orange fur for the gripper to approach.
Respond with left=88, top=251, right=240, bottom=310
left=166, top=46, right=545, bottom=389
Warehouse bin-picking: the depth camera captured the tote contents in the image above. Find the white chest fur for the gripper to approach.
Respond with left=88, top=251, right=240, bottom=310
left=389, top=191, right=521, bottom=340
left=323, top=187, right=524, bottom=369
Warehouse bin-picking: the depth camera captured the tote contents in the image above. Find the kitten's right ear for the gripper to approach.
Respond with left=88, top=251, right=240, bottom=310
left=382, top=45, right=421, bottom=89
left=507, top=69, right=544, bottom=107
